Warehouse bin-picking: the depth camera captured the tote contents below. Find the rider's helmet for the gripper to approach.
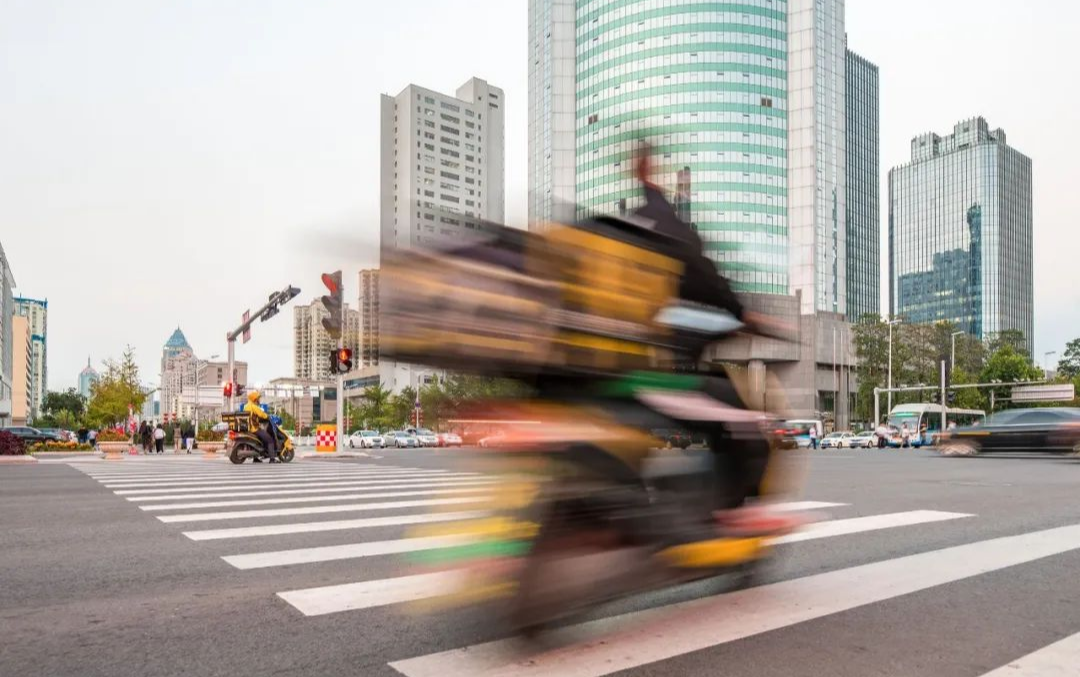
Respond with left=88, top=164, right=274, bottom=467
left=247, top=390, right=260, bottom=403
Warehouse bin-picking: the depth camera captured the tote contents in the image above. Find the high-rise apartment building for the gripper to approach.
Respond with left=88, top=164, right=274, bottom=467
left=358, top=269, right=379, bottom=368
left=11, top=314, right=31, bottom=425
left=293, top=299, right=360, bottom=380
left=889, top=117, right=1033, bottom=345
left=528, top=0, right=576, bottom=225
left=0, top=242, right=14, bottom=426
left=78, top=357, right=99, bottom=399
left=380, top=78, right=505, bottom=253
left=160, top=327, right=195, bottom=418
left=14, top=297, right=47, bottom=419
left=845, top=47, right=880, bottom=321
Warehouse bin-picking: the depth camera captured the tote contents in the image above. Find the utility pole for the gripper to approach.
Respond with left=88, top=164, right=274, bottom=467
left=951, top=331, right=964, bottom=380
left=320, top=271, right=346, bottom=452
left=940, top=360, right=947, bottom=432
left=887, top=319, right=902, bottom=419
left=225, top=284, right=301, bottom=411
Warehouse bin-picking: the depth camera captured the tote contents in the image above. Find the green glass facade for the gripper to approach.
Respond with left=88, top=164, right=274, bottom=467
left=845, top=48, right=879, bottom=321
left=575, top=0, right=789, bottom=295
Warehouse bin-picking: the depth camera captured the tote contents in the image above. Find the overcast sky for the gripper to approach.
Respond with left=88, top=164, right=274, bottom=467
left=2, top=0, right=1078, bottom=391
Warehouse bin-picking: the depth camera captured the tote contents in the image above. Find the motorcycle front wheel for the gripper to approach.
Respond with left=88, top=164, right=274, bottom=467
left=279, top=448, right=295, bottom=463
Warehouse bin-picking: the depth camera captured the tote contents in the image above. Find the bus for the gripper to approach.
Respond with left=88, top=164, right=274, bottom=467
left=886, top=404, right=986, bottom=448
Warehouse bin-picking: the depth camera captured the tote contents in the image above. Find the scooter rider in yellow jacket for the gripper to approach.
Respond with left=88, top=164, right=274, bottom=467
left=243, top=391, right=280, bottom=463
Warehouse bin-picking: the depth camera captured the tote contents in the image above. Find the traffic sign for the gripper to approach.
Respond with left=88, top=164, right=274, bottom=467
left=1011, top=384, right=1076, bottom=403
left=242, top=311, right=251, bottom=344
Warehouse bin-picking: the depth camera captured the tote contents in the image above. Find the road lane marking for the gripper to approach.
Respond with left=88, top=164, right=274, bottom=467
left=979, top=632, right=1080, bottom=676
left=83, top=468, right=412, bottom=481
left=125, top=479, right=498, bottom=502
left=389, top=523, right=1080, bottom=677
left=184, top=510, right=490, bottom=541
left=102, top=470, right=458, bottom=488
left=271, top=508, right=955, bottom=617
left=158, top=496, right=489, bottom=523
left=279, top=571, right=471, bottom=616
left=771, top=501, right=848, bottom=512
left=139, top=484, right=497, bottom=510
left=223, top=534, right=476, bottom=569
left=773, top=510, right=974, bottom=544
left=114, top=475, right=484, bottom=496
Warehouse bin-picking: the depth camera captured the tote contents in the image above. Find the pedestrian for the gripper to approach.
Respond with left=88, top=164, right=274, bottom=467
left=875, top=423, right=888, bottom=449
left=154, top=422, right=165, bottom=454
left=808, top=425, right=818, bottom=450
left=185, top=423, right=195, bottom=454
left=139, top=421, right=152, bottom=454
left=76, top=427, right=88, bottom=445
left=88, top=428, right=98, bottom=450
left=900, top=422, right=911, bottom=448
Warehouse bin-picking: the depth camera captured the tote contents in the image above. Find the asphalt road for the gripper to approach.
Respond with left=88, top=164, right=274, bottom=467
left=4, top=447, right=1080, bottom=677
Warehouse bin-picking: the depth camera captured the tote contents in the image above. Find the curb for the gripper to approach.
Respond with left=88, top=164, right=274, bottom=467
left=0, top=456, right=38, bottom=464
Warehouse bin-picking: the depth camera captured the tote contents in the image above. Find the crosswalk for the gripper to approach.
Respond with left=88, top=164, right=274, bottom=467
left=69, top=457, right=1080, bottom=676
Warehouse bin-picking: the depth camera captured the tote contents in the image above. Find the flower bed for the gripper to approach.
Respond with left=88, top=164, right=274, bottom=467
left=29, top=441, right=95, bottom=453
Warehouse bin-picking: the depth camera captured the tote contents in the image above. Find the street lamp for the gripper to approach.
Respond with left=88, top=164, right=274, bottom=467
left=1044, top=351, right=1058, bottom=379
left=887, top=319, right=903, bottom=418
left=950, top=331, right=964, bottom=378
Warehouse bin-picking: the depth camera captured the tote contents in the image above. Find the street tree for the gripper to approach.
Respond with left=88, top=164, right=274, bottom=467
left=980, top=344, right=1043, bottom=410
left=86, top=347, right=145, bottom=427
left=388, top=387, right=418, bottom=430
left=37, top=388, right=88, bottom=428
left=985, top=330, right=1030, bottom=359
left=1056, top=338, right=1080, bottom=379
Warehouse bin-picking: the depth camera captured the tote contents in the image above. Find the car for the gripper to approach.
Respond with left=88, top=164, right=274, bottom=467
left=437, top=432, right=462, bottom=447
left=410, top=428, right=440, bottom=447
left=386, top=431, right=419, bottom=448
left=939, top=407, right=1080, bottom=456
left=477, top=431, right=506, bottom=448
left=820, top=432, right=855, bottom=449
left=38, top=428, right=74, bottom=442
left=849, top=432, right=876, bottom=449
left=4, top=426, right=62, bottom=445
left=347, top=430, right=385, bottom=449
left=652, top=429, right=692, bottom=449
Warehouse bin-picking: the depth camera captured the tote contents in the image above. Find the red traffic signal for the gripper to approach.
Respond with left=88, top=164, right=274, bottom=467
left=338, top=348, right=353, bottom=374
left=223, top=382, right=233, bottom=397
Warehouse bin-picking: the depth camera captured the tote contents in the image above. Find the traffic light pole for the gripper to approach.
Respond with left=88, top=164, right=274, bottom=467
left=336, top=336, right=345, bottom=453
left=225, top=284, right=302, bottom=411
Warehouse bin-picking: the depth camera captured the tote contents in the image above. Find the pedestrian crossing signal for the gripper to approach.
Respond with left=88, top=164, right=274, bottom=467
left=223, top=382, right=233, bottom=398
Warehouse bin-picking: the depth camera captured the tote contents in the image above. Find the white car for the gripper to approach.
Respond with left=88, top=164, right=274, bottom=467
left=849, top=432, right=876, bottom=448
left=412, top=428, right=440, bottom=447
left=348, top=430, right=385, bottom=449
left=820, top=432, right=855, bottom=449
left=387, top=431, right=419, bottom=448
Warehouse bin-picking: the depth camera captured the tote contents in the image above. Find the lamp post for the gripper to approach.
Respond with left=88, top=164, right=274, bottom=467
left=887, top=319, right=902, bottom=419
left=1044, top=351, right=1058, bottom=379
left=950, top=331, right=964, bottom=380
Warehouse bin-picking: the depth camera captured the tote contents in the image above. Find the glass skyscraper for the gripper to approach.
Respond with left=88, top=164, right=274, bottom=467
left=574, top=0, right=790, bottom=295
left=889, top=117, right=1033, bottom=345
left=844, top=47, right=879, bottom=321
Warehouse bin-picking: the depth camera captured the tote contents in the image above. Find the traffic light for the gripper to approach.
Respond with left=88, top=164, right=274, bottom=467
left=223, top=382, right=233, bottom=398
left=320, top=271, right=343, bottom=339
left=235, top=383, right=246, bottom=398
left=329, top=348, right=353, bottom=374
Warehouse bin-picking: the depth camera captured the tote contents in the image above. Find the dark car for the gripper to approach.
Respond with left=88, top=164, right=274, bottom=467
left=4, top=426, right=62, bottom=445
left=939, top=407, right=1080, bottom=456
left=652, top=429, right=693, bottom=449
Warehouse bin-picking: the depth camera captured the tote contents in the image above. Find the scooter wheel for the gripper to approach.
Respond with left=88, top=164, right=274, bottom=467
left=279, top=449, right=295, bottom=463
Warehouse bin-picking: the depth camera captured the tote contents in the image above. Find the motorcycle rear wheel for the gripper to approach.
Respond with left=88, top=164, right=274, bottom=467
left=229, top=444, right=250, bottom=464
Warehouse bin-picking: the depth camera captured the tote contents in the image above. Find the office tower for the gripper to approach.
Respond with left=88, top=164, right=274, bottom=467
left=160, top=327, right=195, bottom=418
left=889, top=117, right=1033, bottom=345
left=845, top=47, right=880, bottom=321
left=78, top=357, right=99, bottom=399
left=528, top=0, right=576, bottom=225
